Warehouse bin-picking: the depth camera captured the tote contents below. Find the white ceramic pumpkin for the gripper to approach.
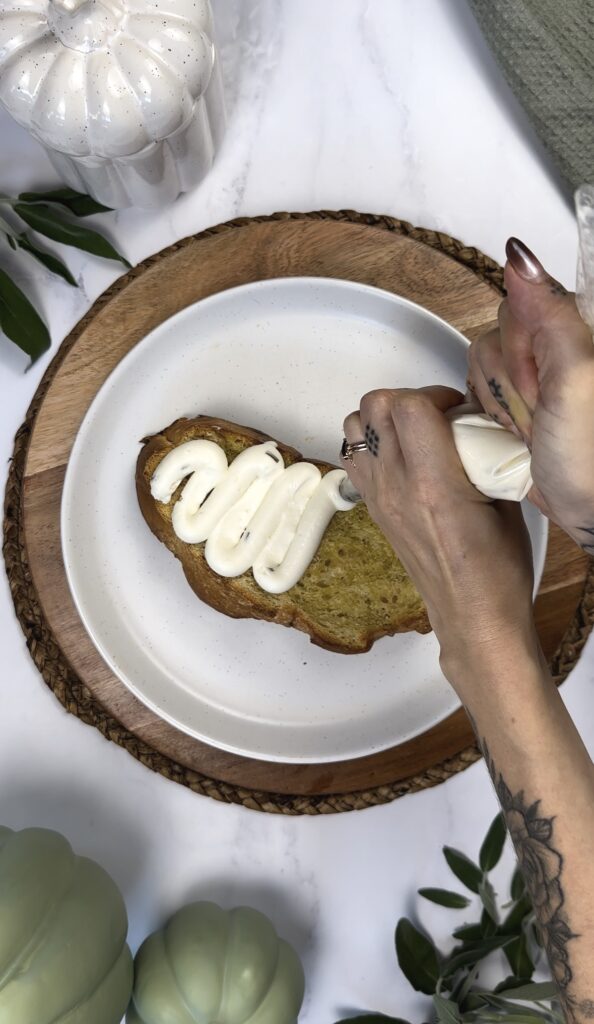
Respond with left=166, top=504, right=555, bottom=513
left=0, top=0, right=225, bottom=207
left=0, top=826, right=133, bottom=1024
left=127, top=901, right=306, bottom=1024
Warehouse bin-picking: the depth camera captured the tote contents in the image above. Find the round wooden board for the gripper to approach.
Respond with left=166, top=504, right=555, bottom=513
left=16, top=212, right=591, bottom=806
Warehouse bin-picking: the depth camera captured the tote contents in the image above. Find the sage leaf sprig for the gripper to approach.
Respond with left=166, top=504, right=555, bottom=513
left=0, top=187, right=129, bottom=365
left=17, top=188, right=112, bottom=217
left=336, top=1018, right=414, bottom=1023
left=0, top=268, right=50, bottom=364
left=334, top=814, right=563, bottom=1024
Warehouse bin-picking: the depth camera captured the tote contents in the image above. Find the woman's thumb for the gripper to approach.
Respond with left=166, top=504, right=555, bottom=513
left=504, top=238, right=592, bottom=367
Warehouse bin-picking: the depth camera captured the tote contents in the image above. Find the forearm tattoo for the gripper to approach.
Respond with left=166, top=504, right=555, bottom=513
left=574, top=526, right=594, bottom=555
left=468, top=714, right=594, bottom=1021
left=364, top=423, right=379, bottom=456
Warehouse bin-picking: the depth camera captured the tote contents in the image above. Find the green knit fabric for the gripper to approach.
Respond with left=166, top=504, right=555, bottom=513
left=468, top=0, right=594, bottom=194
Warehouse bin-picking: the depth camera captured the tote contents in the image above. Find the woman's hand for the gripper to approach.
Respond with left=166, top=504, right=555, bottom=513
left=467, top=238, right=594, bottom=553
left=342, top=385, right=538, bottom=690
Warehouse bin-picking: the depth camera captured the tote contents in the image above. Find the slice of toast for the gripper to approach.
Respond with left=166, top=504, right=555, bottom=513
left=136, top=416, right=431, bottom=654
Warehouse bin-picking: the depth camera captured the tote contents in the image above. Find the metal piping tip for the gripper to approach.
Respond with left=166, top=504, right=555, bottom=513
left=338, top=476, right=362, bottom=504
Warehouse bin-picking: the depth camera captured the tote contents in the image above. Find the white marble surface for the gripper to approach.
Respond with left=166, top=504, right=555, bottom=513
left=0, top=1, right=592, bottom=1020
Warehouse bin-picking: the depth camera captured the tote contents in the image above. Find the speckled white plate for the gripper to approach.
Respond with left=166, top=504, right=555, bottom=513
left=61, top=277, right=547, bottom=763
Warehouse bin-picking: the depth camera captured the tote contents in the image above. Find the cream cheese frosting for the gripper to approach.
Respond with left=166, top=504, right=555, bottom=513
left=150, top=439, right=353, bottom=594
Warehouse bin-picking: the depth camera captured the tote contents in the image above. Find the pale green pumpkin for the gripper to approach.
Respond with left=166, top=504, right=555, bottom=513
left=127, top=902, right=305, bottom=1024
left=0, top=826, right=133, bottom=1024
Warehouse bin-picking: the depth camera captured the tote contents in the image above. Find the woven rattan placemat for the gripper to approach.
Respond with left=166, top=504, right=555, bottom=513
left=4, top=210, right=594, bottom=814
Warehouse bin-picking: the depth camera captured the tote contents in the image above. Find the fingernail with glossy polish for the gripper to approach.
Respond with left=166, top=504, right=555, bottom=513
left=506, top=237, right=546, bottom=281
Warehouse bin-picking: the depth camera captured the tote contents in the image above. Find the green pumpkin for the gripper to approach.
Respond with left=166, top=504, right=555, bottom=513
left=127, top=902, right=305, bottom=1024
left=0, top=826, right=133, bottom=1024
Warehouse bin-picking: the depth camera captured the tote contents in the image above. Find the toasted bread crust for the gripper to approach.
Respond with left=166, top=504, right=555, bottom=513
left=136, top=416, right=431, bottom=653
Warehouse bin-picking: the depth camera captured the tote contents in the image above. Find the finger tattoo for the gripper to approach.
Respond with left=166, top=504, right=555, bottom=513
left=488, top=377, right=512, bottom=415
left=364, top=424, right=380, bottom=456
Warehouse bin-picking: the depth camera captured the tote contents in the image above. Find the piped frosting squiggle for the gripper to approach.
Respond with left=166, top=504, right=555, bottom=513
left=150, top=440, right=353, bottom=594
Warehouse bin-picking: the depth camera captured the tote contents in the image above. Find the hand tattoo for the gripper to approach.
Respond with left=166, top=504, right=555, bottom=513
left=549, top=281, right=568, bottom=296
left=364, top=423, right=379, bottom=456
left=467, top=711, right=594, bottom=1021
left=488, top=377, right=512, bottom=416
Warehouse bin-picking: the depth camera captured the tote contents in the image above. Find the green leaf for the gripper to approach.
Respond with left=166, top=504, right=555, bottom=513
left=493, top=976, right=533, bottom=993
left=480, top=907, right=498, bottom=936
left=443, top=847, right=483, bottom=894
left=13, top=203, right=130, bottom=266
left=504, top=933, right=534, bottom=979
left=479, top=813, right=507, bottom=872
left=0, top=267, right=50, bottom=362
left=462, top=993, right=490, bottom=1012
left=453, top=964, right=481, bottom=1008
left=530, top=921, right=544, bottom=948
left=499, top=894, right=533, bottom=935
left=478, top=878, right=499, bottom=924
left=442, top=945, right=485, bottom=976
left=18, top=187, right=112, bottom=217
left=395, top=918, right=440, bottom=995
left=498, top=981, right=558, bottom=1001
left=442, top=935, right=514, bottom=976
left=433, top=994, right=462, bottom=1024
left=482, top=994, right=551, bottom=1019
left=473, top=1013, right=551, bottom=1024
left=452, top=923, right=484, bottom=942
left=333, top=1017, right=412, bottom=1023
left=418, top=888, right=471, bottom=909
left=511, top=866, right=526, bottom=900
left=17, top=234, right=77, bottom=285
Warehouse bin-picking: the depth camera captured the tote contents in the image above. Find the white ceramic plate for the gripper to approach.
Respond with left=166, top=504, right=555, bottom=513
left=62, top=277, right=547, bottom=763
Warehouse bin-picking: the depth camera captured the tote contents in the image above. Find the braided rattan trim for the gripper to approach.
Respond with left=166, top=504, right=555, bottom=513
left=4, top=210, right=593, bottom=814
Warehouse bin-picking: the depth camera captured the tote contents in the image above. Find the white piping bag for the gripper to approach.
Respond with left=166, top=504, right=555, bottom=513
left=576, top=184, right=594, bottom=334
left=341, top=192, right=594, bottom=505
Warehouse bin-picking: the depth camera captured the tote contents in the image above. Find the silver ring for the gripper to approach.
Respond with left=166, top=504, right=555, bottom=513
left=341, top=437, right=368, bottom=462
